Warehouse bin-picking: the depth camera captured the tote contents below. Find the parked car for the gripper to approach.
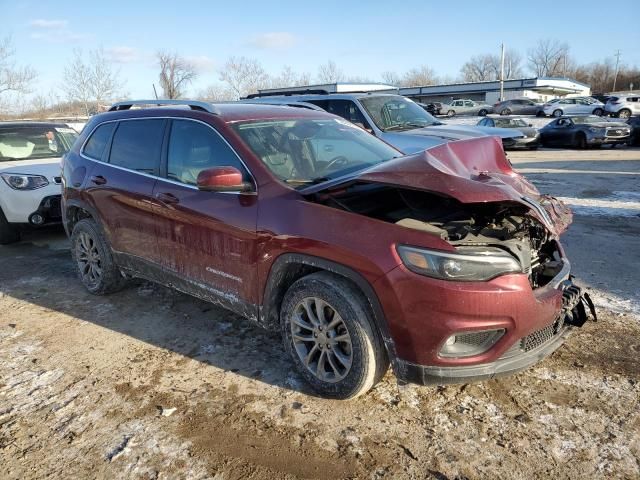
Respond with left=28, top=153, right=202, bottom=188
left=539, top=115, right=631, bottom=148
left=542, top=97, right=605, bottom=117
left=441, top=99, right=493, bottom=117
left=61, top=99, right=593, bottom=399
left=477, top=117, right=539, bottom=149
left=604, top=95, right=640, bottom=119
left=418, top=102, right=442, bottom=116
left=591, top=94, right=614, bottom=105
left=627, top=116, right=640, bottom=145
left=0, top=122, right=78, bottom=244
left=243, top=93, right=523, bottom=153
left=493, top=98, right=543, bottom=116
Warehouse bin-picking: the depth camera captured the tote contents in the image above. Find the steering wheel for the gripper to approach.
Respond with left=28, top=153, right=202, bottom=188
left=324, top=155, right=349, bottom=172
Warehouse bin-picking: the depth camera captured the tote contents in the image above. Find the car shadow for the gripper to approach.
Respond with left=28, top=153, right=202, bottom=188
left=0, top=234, right=318, bottom=397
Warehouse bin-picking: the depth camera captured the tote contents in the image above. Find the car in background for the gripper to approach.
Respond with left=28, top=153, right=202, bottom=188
left=539, top=115, right=630, bottom=149
left=418, top=102, right=442, bottom=116
left=62, top=99, right=593, bottom=399
left=0, top=122, right=78, bottom=244
left=605, top=95, right=640, bottom=119
left=591, top=94, right=614, bottom=105
left=441, top=99, right=493, bottom=117
left=493, top=98, right=543, bottom=116
left=542, top=97, right=605, bottom=117
left=627, top=116, right=640, bottom=145
left=477, top=117, right=539, bottom=149
left=243, top=93, right=524, bottom=154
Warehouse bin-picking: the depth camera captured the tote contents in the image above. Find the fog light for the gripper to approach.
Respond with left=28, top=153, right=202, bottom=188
left=439, top=329, right=505, bottom=358
left=29, top=213, right=45, bottom=225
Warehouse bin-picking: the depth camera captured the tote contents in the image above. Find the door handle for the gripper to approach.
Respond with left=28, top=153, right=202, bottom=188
left=90, top=175, right=107, bottom=185
left=155, top=192, right=180, bottom=205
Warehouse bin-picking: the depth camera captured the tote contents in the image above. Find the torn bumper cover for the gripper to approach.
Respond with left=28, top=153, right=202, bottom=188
left=396, top=280, right=596, bottom=386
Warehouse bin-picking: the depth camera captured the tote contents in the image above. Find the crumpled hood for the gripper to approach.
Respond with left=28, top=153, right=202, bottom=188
left=415, top=124, right=525, bottom=140
left=302, top=136, right=571, bottom=235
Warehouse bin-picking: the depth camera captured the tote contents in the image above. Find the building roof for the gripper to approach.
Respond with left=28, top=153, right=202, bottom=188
left=255, top=82, right=396, bottom=97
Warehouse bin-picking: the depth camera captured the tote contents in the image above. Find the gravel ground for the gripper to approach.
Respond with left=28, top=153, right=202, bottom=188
left=1, top=148, right=639, bottom=479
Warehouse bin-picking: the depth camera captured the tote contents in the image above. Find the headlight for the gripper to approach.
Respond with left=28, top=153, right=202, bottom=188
left=397, top=245, right=521, bottom=281
left=0, top=173, right=49, bottom=190
left=588, top=127, right=604, bottom=133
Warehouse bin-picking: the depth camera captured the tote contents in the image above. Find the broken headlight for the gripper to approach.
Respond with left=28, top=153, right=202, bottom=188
left=397, top=245, right=521, bottom=281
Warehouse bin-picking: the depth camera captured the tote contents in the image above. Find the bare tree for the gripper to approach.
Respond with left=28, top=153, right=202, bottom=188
left=381, top=71, right=402, bottom=86
left=62, top=48, right=123, bottom=116
left=500, top=49, right=523, bottom=79
left=402, top=65, right=438, bottom=87
left=316, top=60, right=344, bottom=83
left=219, top=56, right=269, bottom=99
left=0, top=36, right=37, bottom=96
left=157, top=51, right=198, bottom=99
left=268, top=65, right=311, bottom=89
left=460, top=54, right=496, bottom=82
left=198, top=84, right=235, bottom=102
left=527, top=39, right=571, bottom=77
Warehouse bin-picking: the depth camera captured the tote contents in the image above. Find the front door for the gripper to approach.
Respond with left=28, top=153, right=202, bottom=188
left=152, top=118, right=259, bottom=311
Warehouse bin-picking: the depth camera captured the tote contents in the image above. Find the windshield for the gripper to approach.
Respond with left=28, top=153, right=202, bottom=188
left=233, top=118, right=401, bottom=187
left=494, top=118, right=528, bottom=128
left=0, top=126, right=78, bottom=162
left=359, top=96, right=441, bottom=131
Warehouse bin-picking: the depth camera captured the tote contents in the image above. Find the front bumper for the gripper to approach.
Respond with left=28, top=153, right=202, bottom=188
left=0, top=180, right=62, bottom=224
left=375, top=255, right=595, bottom=385
left=395, top=282, right=595, bottom=385
left=588, top=135, right=630, bottom=145
left=504, top=136, right=539, bottom=150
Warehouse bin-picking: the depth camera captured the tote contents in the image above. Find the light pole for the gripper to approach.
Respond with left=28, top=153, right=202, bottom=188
left=612, top=50, right=621, bottom=92
left=500, top=43, right=505, bottom=101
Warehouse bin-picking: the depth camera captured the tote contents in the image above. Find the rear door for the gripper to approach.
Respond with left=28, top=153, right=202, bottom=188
left=84, top=118, right=166, bottom=266
left=152, top=118, right=259, bottom=309
left=522, top=99, right=538, bottom=115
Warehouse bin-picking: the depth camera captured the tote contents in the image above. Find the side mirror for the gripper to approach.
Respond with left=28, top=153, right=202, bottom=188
left=196, top=166, right=253, bottom=193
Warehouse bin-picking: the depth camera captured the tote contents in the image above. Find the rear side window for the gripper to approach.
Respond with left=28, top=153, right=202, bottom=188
left=83, top=123, right=115, bottom=160
left=167, top=119, right=246, bottom=186
left=109, top=120, right=165, bottom=175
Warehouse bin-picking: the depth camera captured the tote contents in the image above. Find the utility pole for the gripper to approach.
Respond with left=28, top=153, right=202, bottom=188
left=612, top=50, right=621, bottom=92
left=500, top=43, right=505, bottom=101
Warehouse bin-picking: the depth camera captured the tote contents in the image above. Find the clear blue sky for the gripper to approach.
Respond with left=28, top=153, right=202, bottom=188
left=3, top=0, right=639, bottom=98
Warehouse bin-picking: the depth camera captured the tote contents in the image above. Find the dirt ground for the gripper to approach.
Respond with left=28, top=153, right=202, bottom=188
left=1, top=148, right=639, bottom=479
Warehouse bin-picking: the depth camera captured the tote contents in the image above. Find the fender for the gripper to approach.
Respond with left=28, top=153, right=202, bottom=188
left=260, top=253, right=399, bottom=365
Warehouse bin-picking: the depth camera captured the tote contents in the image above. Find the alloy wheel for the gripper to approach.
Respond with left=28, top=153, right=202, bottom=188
left=76, top=231, right=103, bottom=288
left=290, top=297, right=353, bottom=383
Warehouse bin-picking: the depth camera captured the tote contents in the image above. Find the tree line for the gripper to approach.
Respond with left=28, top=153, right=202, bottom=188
left=1, top=36, right=638, bottom=117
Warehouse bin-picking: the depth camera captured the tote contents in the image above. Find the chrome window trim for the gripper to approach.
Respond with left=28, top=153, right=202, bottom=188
left=79, top=116, right=257, bottom=195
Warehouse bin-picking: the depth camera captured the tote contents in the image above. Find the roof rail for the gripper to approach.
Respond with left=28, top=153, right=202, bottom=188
left=245, top=89, right=330, bottom=99
left=108, top=99, right=220, bottom=114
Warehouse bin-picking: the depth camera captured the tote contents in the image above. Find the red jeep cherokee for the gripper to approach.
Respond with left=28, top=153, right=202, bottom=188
left=61, top=100, right=595, bottom=399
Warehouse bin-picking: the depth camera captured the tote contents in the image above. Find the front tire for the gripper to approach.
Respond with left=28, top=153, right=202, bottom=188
left=70, top=219, right=126, bottom=295
left=281, top=272, right=388, bottom=399
left=593, top=108, right=604, bottom=116
left=553, top=109, right=563, bottom=118
left=500, top=108, right=511, bottom=116
left=478, top=109, right=488, bottom=116
left=446, top=110, right=455, bottom=117
left=0, top=208, right=20, bottom=245
left=575, top=132, right=587, bottom=149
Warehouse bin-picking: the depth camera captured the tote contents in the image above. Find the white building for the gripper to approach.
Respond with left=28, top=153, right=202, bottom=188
left=398, top=77, right=591, bottom=104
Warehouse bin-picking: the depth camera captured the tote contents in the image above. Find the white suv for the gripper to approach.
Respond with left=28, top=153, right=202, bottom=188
left=0, top=122, right=78, bottom=244
left=605, top=95, right=640, bottom=119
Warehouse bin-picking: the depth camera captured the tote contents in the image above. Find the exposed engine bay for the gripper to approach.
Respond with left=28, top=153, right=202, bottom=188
left=313, top=183, right=565, bottom=288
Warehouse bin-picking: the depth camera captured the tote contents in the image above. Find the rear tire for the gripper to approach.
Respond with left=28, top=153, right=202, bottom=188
left=70, top=219, right=127, bottom=295
left=500, top=108, right=511, bottom=116
left=553, top=109, right=563, bottom=118
left=446, top=110, right=455, bottom=117
left=0, top=208, right=20, bottom=245
left=592, top=108, right=604, bottom=116
left=478, top=109, right=488, bottom=116
left=280, top=271, right=389, bottom=399
left=618, top=109, right=631, bottom=119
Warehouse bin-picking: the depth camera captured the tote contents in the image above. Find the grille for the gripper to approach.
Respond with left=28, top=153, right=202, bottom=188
left=606, top=128, right=629, bottom=137
left=521, top=323, right=556, bottom=352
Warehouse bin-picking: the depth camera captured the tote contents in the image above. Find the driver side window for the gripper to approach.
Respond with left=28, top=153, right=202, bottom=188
left=167, top=120, right=246, bottom=186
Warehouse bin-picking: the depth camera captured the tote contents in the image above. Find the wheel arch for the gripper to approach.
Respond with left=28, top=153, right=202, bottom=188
left=260, top=253, right=398, bottom=361
left=63, top=199, right=100, bottom=237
